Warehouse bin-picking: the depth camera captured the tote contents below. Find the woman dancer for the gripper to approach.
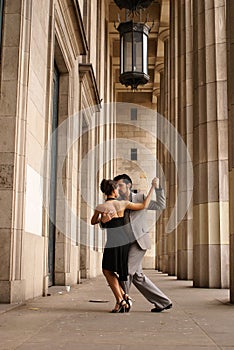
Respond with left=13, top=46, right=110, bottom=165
left=91, top=179, right=154, bottom=313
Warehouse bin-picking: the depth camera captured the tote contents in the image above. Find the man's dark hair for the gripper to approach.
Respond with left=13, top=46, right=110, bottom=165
left=113, top=173, right=132, bottom=185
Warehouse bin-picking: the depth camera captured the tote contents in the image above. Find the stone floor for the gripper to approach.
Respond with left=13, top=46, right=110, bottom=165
left=0, top=270, right=233, bottom=350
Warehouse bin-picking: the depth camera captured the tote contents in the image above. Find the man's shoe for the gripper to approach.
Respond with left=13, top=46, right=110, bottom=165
left=151, top=303, right=172, bottom=313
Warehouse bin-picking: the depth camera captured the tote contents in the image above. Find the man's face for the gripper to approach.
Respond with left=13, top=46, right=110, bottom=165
left=116, top=179, right=131, bottom=198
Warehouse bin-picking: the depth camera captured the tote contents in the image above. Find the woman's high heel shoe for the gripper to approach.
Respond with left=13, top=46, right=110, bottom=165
left=123, top=294, right=133, bottom=312
left=111, top=300, right=127, bottom=313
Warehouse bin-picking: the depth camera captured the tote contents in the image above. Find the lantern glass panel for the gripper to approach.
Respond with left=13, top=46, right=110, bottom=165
left=120, top=35, right=124, bottom=73
left=143, top=33, right=148, bottom=74
left=123, top=32, right=132, bottom=73
left=133, top=31, right=142, bottom=72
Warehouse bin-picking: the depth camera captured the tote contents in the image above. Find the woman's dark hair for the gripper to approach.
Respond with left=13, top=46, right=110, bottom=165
left=100, top=179, right=117, bottom=195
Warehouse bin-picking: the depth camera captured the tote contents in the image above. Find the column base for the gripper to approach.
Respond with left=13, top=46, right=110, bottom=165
left=193, top=244, right=229, bottom=288
left=43, top=275, right=49, bottom=297
left=54, top=272, right=77, bottom=285
left=168, top=252, right=176, bottom=276
left=0, top=280, right=25, bottom=303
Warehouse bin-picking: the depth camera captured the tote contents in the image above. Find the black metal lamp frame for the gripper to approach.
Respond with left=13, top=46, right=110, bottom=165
left=117, top=20, right=150, bottom=89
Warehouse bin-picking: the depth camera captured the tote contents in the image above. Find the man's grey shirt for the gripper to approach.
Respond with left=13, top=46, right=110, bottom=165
left=123, top=188, right=166, bottom=250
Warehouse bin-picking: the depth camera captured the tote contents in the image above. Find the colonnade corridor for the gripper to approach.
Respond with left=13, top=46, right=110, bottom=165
left=1, top=0, right=234, bottom=313
left=0, top=270, right=233, bottom=349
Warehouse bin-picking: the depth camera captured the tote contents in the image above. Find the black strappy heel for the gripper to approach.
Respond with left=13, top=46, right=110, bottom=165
left=111, top=300, right=127, bottom=313
left=123, top=294, right=133, bottom=312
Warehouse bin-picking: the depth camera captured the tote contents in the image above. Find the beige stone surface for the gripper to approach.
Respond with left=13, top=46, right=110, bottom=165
left=0, top=164, right=13, bottom=189
left=0, top=116, right=16, bottom=152
left=3, top=13, right=21, bottom=47
left=0, top=0, right=112, bottom=303
left=0, top=271, right=233, bottom=349
left=0, top=229, right=11, bottom=280
left=22, top=232, right=44, bottom=300
left=1, top=0, right=234, bottom=305
left=0, top=190, right=13, bottom=228
left=227, top=0, right=234, bottom=299
left=193, top=202, right=229, bottom=245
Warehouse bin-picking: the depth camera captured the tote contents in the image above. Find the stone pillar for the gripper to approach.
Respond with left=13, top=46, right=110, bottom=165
left=154, top=81, right=161, bottom=270
left=176, top=0, right=193, bottom=280
left=156, top=61, right=164, bottom=272
left=193, top=0, right=229, bottom=288
left=157, top=28, right=170, bottom=273
left=0, top=0, right=33, bottom=302
left=227, top=0, right=234, bottom=302
left=162, top=28, right=170, bottom=273
left=167, top=0, right=178, bottom=276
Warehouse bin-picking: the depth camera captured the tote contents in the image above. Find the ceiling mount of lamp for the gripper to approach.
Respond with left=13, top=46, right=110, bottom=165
left=114, top=0, right=154, bottom=12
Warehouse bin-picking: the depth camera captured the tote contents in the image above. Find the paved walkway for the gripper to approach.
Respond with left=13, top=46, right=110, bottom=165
left=0, top=270, right=233, bottom=350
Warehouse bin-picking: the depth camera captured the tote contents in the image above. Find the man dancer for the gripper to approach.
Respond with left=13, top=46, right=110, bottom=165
left=113, top=174, right=172, bottom=312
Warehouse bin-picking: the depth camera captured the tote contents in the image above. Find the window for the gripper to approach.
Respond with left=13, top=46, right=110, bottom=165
left=131, top=148, right=137, bottom=160
left=131, top=108, right=137, bottom=120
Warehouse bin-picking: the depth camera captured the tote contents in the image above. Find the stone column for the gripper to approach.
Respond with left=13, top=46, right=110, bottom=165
left=0, top=0, right=33, bottom=303
left=227, top=0, right=234, bottom=302
left=154, top=79, right=162, bottom=270
left=167, top=0, right=178, bottom=276
left=193, top=0, right=229, bottom=288
left=156, top=61, right=164, bottom=272
left=159, top=28, right=170, bottom=273
left=176, top=0, right=193, bottom=280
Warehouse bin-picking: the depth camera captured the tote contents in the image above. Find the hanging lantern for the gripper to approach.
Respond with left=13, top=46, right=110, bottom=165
left=117, top=20, right=150, bottom=90
left=114, top=0, right=154, bottom=11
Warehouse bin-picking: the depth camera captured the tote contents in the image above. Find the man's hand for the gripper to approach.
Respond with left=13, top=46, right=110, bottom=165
left=151, top=177, right=160, bottom=189
left=100, top=209, right=115, bottom=223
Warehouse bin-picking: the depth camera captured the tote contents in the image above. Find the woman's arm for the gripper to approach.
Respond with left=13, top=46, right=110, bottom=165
left=91, top=210, right=101, bottom=225
left=125, top=184, right=154, bottom=211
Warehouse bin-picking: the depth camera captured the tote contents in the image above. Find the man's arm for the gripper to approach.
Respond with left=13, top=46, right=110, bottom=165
left=144, top=177, right=166, bottom=210
left=147, top=188, right=166, bottom=210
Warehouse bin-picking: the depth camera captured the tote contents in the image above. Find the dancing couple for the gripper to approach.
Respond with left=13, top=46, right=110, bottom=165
left=91, top=174, right=172, bottom=313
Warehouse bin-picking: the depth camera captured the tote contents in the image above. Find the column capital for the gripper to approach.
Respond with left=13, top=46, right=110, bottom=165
left=159, top=27, right=170, bottom=42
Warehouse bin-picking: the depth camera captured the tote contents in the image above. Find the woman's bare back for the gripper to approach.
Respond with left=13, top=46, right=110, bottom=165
left=95, top=200, right=129, bottom=217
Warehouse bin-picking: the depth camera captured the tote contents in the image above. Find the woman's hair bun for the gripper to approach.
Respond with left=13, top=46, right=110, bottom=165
left=100, top=179, right=108, bottom=193
left=100, top=179, right=117, bottom=195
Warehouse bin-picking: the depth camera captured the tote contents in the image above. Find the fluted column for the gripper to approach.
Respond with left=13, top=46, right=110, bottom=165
left=227, top=0, right=234, bottom=302
left=193, top=0, right=229, bottom=287
left=176, top=0, right=193, bottom=280
left=154, top=77, right=161, bottom=270
left=0, top=0, right=33, bottom=302
left=159, top=28, right=170, bottom=273
left=167, top=0, right=178, bottom=276
left=156, top=61, right=165, bottom=272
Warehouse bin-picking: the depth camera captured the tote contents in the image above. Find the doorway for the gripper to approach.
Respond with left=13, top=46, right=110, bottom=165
left=48, top=64, right=59, bottom=286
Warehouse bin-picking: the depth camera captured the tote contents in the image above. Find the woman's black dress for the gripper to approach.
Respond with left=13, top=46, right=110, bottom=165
left=102, top=216, right=130, bottom=281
